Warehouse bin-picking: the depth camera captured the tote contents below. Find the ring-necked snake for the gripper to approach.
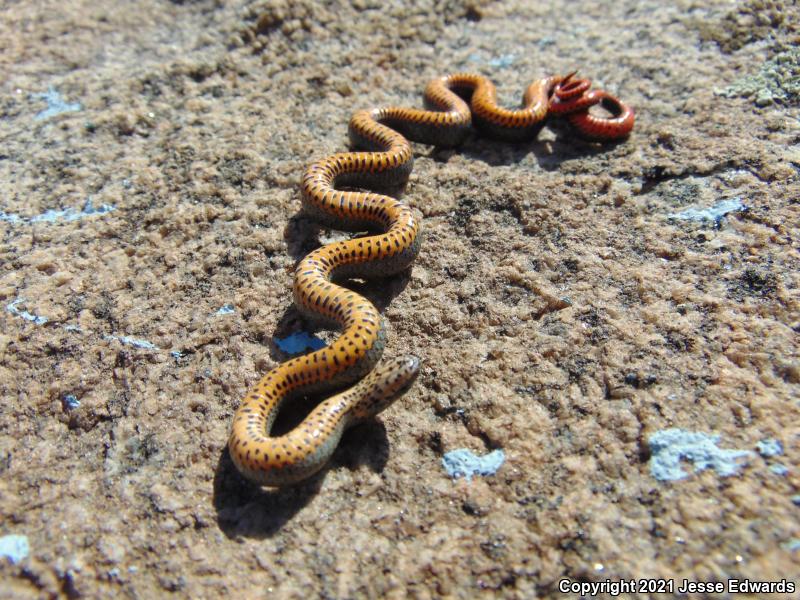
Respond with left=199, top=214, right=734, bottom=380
left=229, top=72, right=635, bottom=486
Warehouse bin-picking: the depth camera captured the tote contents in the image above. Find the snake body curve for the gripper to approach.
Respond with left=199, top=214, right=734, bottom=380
left=229, top=73, right=635, bottom=486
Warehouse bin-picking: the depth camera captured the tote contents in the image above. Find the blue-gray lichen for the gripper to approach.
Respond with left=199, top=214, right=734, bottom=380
left=648, top=428, right=752, bottom=481
left=442, top=449, right=505, bottom=482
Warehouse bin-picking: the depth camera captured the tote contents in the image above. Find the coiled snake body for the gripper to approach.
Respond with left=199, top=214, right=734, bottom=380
left=229, top=73, right=634, bottom=486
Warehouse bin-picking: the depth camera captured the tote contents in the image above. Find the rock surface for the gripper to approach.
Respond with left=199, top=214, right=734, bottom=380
left=1, top=0, right=798, bottom=597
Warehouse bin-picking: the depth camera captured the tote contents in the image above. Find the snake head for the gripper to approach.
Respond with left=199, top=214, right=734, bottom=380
left=351, top=355, right=421, bottom=420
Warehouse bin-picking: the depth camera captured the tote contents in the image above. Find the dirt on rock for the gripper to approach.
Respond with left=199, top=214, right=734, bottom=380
left=0, top=0, right=798, bottom=598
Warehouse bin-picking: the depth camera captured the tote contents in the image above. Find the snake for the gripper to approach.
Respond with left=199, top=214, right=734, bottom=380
left=228, top=72, right=635, bottom=486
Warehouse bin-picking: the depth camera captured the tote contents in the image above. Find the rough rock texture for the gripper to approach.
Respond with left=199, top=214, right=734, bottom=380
left=1, top=0, right=798, bottom=597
